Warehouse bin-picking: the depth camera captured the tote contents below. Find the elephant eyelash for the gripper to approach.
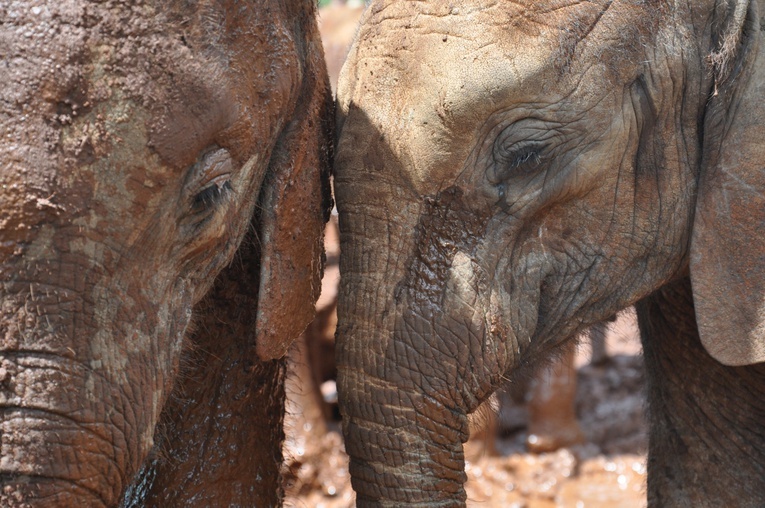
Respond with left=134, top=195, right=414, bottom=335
left=498, top=144, right=543, bottom=171
left=191, top=179, right=232, bottom=215
left=183, top=147, right=235, bottom=222
left=507, top=147, right=542, bottom=169
left=490, top=142, right=545, bottom=183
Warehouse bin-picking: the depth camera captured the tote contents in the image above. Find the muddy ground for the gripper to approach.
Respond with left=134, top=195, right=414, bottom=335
left=284, top=312, right=647, bottom=508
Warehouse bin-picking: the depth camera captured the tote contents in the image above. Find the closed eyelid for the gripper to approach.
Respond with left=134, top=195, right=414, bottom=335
left=198, top=148, right=233, bottom=181
left=492, top=142, right=545, bottom=167
left=179, top=146, right=235, bottom=217
left=487, top=142, right=546, bottom=186
left=182, top=147, right=233, bottom=191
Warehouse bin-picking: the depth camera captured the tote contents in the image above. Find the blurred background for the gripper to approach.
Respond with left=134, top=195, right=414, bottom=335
left=283, top=3, right=649, bottom=506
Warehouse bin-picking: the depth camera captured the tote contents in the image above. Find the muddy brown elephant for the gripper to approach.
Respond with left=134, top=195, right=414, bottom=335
left=1, top=1, right=331, bottom=507
left=334, top=1, right=765, bottom=506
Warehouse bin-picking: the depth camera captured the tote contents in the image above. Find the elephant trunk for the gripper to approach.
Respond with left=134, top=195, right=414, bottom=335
left=0, top=348, right=127, bottom=507
left=0, top=266, right=153, bottom=507
left=336, top=199, right=470, bottom=506
left=0, top=379, right=123, bottom=507
left=337, top=358, right=470, bottom=506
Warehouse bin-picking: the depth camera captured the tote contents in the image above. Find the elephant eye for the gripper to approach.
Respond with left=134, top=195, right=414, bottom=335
left=490, top=141, right=544, bottom=183
left=191, top=178, right=232, bottom=214
left=184, top=147, right=234, bottom=220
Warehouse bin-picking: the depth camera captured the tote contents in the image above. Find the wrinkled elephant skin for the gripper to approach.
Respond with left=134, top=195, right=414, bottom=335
left=1, top=1, right=331, bottom=507
left=335, top=1, right=765, bottom=506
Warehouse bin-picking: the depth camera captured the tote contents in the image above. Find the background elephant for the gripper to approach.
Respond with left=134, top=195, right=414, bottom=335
left=0, top=1, right=331, bottom=506
left=334, top=0, right=765, bottom=506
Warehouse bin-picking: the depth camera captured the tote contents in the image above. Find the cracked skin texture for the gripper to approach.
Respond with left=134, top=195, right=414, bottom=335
left=1, top=1, right=331, bottom=506
left=335, top=0, right=765, bottom=506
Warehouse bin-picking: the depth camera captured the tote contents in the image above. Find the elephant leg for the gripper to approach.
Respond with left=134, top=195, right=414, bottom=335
left=637, top=277, right=765, bottom=507
left=525, top=348, right=584, bottom=453
left=589, top=321, right=610, bottom=365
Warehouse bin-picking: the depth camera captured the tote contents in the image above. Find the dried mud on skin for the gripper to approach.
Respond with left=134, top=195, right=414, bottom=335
left=284, top=313, right=648, bottom=508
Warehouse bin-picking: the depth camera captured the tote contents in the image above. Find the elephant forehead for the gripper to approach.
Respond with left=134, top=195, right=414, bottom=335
left=0, top=5, right=170, bottom=227
left=339, top=26, right=553, bottom=194
left=1, top=2, right=298, bottom=169
left=340, top=0, right=644, bottom=194
left=1, top=1, right=299, bottom=221
left=390, top=61, right=553, bottom=194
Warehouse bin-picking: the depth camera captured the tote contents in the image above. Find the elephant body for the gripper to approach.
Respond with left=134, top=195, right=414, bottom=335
left=0, top=1, right=331, bottom=506
left=334, top=1, right=765, bottom=506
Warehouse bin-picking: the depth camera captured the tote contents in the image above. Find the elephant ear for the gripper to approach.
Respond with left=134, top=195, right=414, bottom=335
left=690, top=0, right=765, bottom=366
left=254, top=25, right=334, bottom=361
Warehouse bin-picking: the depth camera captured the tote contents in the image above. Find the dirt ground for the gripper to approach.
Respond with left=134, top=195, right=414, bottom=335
left=284, top=312, right=648, bottom=508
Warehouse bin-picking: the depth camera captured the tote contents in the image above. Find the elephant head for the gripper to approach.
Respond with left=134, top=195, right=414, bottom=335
left=334, top=0, right=765, bottom=505
left=0, top=1, right=331, bottom=506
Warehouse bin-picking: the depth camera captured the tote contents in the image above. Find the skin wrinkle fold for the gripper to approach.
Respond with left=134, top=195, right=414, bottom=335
left=0, top=368, right=119, bottom=440
left=1, top=420, right=121, bottom=476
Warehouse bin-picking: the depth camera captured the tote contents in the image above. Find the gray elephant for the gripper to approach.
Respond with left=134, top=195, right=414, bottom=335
left=334, top=0, right=765, bottom=506
left=0, top=1, right=331, bottom=506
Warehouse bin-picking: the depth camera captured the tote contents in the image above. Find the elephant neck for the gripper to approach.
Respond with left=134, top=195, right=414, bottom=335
left=637, top=277, right=765, bottom=506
